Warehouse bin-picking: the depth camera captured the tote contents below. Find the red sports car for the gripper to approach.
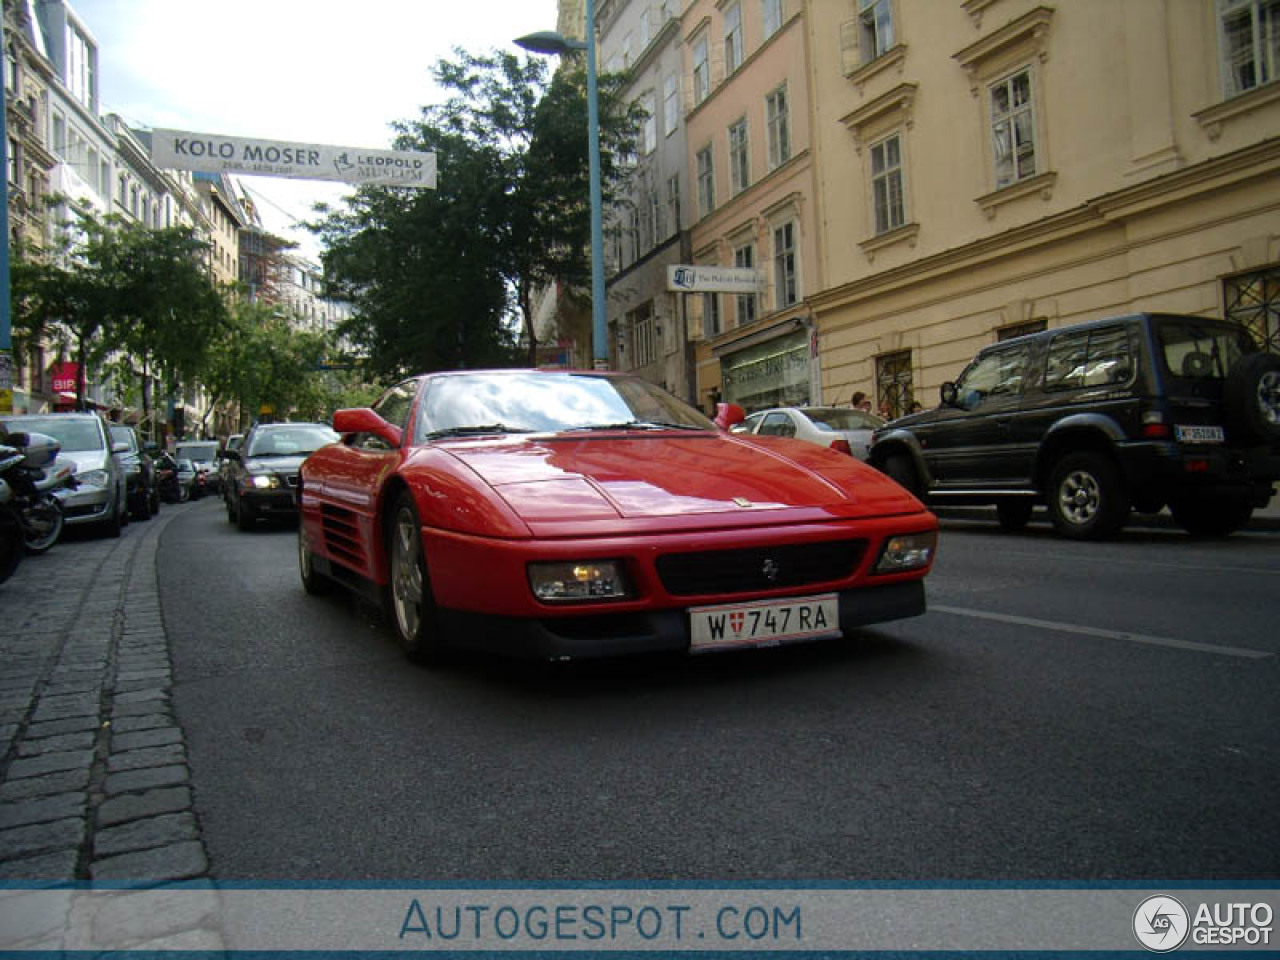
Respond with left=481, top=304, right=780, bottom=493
left=297, top=370, right=938, bottom=663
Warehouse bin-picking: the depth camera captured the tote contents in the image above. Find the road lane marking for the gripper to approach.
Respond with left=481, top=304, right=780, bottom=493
left=930, top=604, right=1273, bottom=659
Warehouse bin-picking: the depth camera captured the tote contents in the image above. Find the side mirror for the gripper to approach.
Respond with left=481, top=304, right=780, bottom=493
left=940, top=382, right=958, bottom=407
left=333, top=407, right=402, bottom=447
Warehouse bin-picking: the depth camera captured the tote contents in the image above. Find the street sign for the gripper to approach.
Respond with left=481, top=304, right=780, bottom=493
left=667, top=265, right=764, bottom=293
left=151, top=129, right=437, bottom=189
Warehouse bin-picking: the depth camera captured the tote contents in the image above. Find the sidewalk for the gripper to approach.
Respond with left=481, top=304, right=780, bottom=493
left=0, top=507, right=214, bottom=894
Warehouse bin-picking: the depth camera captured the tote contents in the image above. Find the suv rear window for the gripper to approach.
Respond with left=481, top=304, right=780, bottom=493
left=1044, top=324, right=1132, bottom=391
left=1156, top=316, right=1254, bottom=381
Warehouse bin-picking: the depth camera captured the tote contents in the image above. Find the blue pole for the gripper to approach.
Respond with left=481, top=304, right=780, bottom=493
left=0, top=14, right=13, bottom=413
left=585, top=0, right=607, bottom=369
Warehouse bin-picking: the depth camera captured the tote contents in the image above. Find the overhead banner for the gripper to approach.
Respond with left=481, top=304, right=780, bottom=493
left=668, top=265, right=764, bottom=293
left=150, top=128, right=436, bottom=189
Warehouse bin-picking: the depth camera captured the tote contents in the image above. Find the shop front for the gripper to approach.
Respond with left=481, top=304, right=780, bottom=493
left=716, top=319, right=816, bottom=413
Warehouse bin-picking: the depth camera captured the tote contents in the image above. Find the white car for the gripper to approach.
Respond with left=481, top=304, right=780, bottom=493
left=733, top=406, right=885, bottom=460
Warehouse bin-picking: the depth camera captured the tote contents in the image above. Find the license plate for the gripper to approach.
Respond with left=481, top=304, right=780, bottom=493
left=689, top=594, right=840, bottom=652
left=1175, top=424, right=1224, bottom=444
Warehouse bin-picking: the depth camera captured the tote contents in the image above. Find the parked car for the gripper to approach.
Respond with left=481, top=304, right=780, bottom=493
left=0, top=412, right=129, bottom=537
left=218, top=433, right=244, bottom=501
left=733, top=406, right=886, bottom=459
left=868, top=312, right=1280, bottom=539
left=174, top=440, right=221, bottom=495
left=298, top=370, right=938, bottom=665
left=109, top=424, right=159, bottom=520
left=224, top=421, right=339, bottom=530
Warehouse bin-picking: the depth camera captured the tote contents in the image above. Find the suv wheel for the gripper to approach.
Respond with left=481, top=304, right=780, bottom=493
left=882, top=453, right=922, bottom=498
left=1170, top=497, right=1253, bottom=538
left=1046, top=451, right=1129, bottom=540
left=1225, top=352, right=1280, bottom=445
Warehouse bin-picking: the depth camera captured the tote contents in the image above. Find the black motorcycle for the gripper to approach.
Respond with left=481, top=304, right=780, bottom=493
left=0, top=443, right=24, bottom=584
left=0, top=430, right=74, bottom=555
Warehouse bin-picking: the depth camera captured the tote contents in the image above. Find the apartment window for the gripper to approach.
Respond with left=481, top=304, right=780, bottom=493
left=666, top=174, right=680, bottom=233
left=6, top=43, right=17, bottom=93
left=663, top=75, right=679, bottom=135
left=117, top=174, right=127, bottom=206
left=766, top=84, right=791, bottom=168
left=622, top=32, right=634, bottom=69
left=1225, top=266, right=1280, bottom=352
left=696, top=145, right=715, bottom=217
left=52, top=112, right=66, bottom=156
left=703, top=292, right=721, bottom=337
left=1218, top=0, right=1279, bottom=97
left=773, top=221, right=797, bottom=308
left=7, top=137, right=17, bottom=187
left=66, top=24, right=94, bottom=108
left=725, top=3, right=744, bottom=74
left=734, top=244, right=757, bottom=327
left=870, top=134, right=905, bottom=234
left=641, top=92, right=657, bottom=155
left=858, top=0, right=895, bottom=63
left=693, top=35, right=710, bottom=105
left=762, top=0, right=782, bottom=38
left=990, top=69, right=1037, bottom=190
left=876, top=350, right=914, bottom=419
left=728, top=118, right=749, bottom=195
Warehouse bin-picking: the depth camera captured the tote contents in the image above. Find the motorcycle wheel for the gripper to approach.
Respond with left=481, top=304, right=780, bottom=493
left=24, top=499, right=65, bottom=554
left=0, top=507, right=23, bottom=583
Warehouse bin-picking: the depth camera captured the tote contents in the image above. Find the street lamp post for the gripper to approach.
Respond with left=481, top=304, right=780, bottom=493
left=515, top=0, right=608, bottom=370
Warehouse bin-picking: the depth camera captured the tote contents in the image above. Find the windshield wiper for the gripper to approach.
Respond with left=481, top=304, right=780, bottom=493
left=566, top=421, right=706, bottom=432
left=423, top=424, right=535, bottom=440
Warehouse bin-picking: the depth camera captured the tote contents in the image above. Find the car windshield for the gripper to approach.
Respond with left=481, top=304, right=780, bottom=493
left=1, top=417, right=103, bottom=452
left=416, top=372, right=715, bottom=438
left=246, top=425, right=340, bottom=457
left=175, top=442, right=219, bottom=461
left=1156, top=317, right=1255, bottom=381
left=803, top=408, right=884, bottom=431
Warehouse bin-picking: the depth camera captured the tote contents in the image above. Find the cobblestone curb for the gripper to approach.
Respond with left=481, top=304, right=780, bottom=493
left=0, top=507, right=226, bottom=950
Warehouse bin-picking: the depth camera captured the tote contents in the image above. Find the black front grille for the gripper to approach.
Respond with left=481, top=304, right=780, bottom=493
left=656, top=539, right=866, bottom=597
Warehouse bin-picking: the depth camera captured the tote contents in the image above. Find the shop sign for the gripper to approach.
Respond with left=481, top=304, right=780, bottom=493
left=151, top=129, right=437, bottom=189
left=667, top=265, right=764, bottom=293
left=51, top=362, right=81, bottom=394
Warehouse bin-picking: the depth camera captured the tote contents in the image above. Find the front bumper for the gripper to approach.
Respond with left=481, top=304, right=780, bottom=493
left=240, top=487, right=299, bottom=516
left=436, top=580, right=926, bottom=660
left=60, top=485, right=114, bottom=525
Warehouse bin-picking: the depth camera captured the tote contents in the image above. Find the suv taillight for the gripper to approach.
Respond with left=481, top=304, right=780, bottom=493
left=830, top=439, right=853, bottom=456
left=1141, top=410, right=1171, bottom=439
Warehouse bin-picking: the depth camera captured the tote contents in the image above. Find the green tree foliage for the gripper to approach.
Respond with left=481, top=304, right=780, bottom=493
left=9, top=203, right=227, bottom=416
left=200, top=300, right=346, bottom=429
left=314, top=48, right=641, bottom=376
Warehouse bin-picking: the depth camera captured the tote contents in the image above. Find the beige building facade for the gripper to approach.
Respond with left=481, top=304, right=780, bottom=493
left=683, top=0, right=823, bottom=415
left=806, top=0, right=1280, bottom=417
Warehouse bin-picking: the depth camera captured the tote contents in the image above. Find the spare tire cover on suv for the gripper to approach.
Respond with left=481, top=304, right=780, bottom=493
left=1224, top=351, right=1280, bottom=445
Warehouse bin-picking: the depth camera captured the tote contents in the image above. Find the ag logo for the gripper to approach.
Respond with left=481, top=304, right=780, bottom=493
left=1133, top=895, right=1190, bottom=952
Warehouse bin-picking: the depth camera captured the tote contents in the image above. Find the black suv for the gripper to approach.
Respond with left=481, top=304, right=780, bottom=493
left=868, top=313, right=1280, bottom=539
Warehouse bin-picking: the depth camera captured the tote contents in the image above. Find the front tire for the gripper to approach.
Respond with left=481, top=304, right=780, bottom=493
left=298, top=520, right=332, bottom=595
left=1046, top=451, right=1129, bottom=540
left=23, top=499, right=64, bottom=554
left=387, top=492, right=446, bottom=665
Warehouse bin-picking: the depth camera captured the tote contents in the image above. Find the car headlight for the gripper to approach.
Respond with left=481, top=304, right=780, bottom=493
left=248, top=475, right=279, bottom=489
left=528, top=560, right=630, bottom=602
left=872, top=531, right=937, bottom=574
left=77, top=469, right=110, bottom=488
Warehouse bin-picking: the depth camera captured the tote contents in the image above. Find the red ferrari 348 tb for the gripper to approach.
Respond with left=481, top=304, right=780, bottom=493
left=298, top=369, right=938, bottom=663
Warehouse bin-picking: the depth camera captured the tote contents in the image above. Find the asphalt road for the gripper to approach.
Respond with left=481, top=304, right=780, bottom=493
left=160, top=499, right=1280, bottom=882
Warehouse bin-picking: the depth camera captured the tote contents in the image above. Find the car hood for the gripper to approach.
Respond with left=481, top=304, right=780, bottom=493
left=243, top=455, right=307, bottom=473
left=54, top=451, right=110, bottom=475
left=446, top=433, right=919, bottom=523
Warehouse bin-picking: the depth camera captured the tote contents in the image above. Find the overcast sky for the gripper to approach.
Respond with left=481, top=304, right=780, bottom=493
left=74, top=0, right=561, bottom=259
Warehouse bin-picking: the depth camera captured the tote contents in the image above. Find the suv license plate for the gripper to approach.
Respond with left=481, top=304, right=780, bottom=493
left=1175, top=424, right=1224, bottom=444
left=689, top=594, right=840, bottom=652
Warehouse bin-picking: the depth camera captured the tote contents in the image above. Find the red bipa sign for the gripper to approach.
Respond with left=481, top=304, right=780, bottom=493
left=51, top=362, right=81, bottom=394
